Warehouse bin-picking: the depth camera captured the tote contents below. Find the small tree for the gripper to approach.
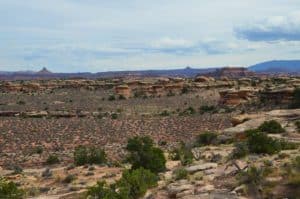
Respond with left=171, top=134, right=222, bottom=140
left=74, top=146, right=88, bottom=166
left=126, top=136, right=166, bottom=174
left=246, top=129, right=281, bottom=154
left=87, top=168, right=158, bottom=199
left=117, top=168, right=158, bottom=199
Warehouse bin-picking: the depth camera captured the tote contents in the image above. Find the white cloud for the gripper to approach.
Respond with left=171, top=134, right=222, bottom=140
left=236, top=12, right=300, bottom=41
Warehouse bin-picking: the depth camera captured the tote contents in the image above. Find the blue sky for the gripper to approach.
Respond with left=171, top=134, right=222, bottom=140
left=0, top=0, right=300, bottom=72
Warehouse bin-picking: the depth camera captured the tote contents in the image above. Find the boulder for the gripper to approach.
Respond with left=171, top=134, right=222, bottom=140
left=186, top=163, right=218, bottom=173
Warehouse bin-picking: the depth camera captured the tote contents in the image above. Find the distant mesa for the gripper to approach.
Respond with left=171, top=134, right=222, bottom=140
left=37, top=67, right=52, bottom=75
left=202, top=67, right=255, bottom=79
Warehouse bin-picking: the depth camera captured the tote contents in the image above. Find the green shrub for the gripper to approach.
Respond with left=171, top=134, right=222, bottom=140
left=46, top=154, right=60, bottom=165
left=74, top=146, right=88, bottom=166
left=196, top=132, right=218, bottom=146
left=199, top=105, right=216, bottom=114
left=246, top=129, right=281, bottom=154
left=119, top=95, right=126, bottom=100
left=258, top=120, right=285, bottom=134
left=231, top=142, right=249, bottom=159
left=179, top=107, right=196, bottom=116
left=87, top=168, right=158, bottom=199
left=62, top=174, right=76, bottom=184
left=108, top=95, right=116, bottom=101
left=0, top=178, right=24, bottom=199
left=169, top=142, right=193, bottom=166
left=159, top=110, right=170, bottom=117
left=126, top=136, right=166, bottom=174
left=111, top=113, right=118, bottom=120
left=74, top=146, right=106, bottom=166
left=295, top=121, right=300, bottom=132
left=88, top=146, right=107, bottom=165
left=290, top=87, right=300, bottom=108
left=174, top=168, right=188, bottom=180
left=33, top=146, right=43, bottom=155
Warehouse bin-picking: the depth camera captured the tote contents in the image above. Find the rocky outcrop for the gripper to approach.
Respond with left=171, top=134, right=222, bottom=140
left=194, top=76, right=210, bottom=83
left=185, top=163, right=218, bottom=173
left=115, top=85, right=131, bottom=98
left=224, top=109, right=300, bottom=138
left=219, top=88, right=258, bottom=106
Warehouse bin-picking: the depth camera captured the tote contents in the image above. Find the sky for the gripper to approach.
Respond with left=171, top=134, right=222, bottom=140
left=0, top=0, right=300, bottom=72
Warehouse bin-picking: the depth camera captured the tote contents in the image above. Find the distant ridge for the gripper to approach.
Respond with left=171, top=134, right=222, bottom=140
left=0, top=67, right=217, bottom=80
left=249, top=60, right=300, bottom=73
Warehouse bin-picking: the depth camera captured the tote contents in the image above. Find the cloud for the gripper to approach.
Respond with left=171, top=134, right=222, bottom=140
left=235, top=12, right=300, bottom=41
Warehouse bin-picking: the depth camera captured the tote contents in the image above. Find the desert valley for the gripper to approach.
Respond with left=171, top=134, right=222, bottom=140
left=0, top=66, right=300, bottom=199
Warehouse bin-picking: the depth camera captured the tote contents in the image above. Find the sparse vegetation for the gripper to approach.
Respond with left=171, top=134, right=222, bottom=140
left=199, top=105, right=216, bottom=114
left=169, top=142, right=193, bottom=166
left=196, top=132, right=218, bottom=146
left=74, top=146, right=106, bottom=166
left=108, top=95, right=116, bottom=101
left=174, top=168, right=188, bottom=180
left=62, top=174, right=76, bottom=184
left=159, top=110, right=170, bottom=117
left=179, top=106, right=196, bottom=116
left=46, top=154, right=60, bottom=165
left=32, top=146, right=43, bottom=155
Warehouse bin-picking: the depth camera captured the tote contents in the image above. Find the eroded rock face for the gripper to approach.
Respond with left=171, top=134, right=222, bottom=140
left=219, top=88, right=258, bottom=106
